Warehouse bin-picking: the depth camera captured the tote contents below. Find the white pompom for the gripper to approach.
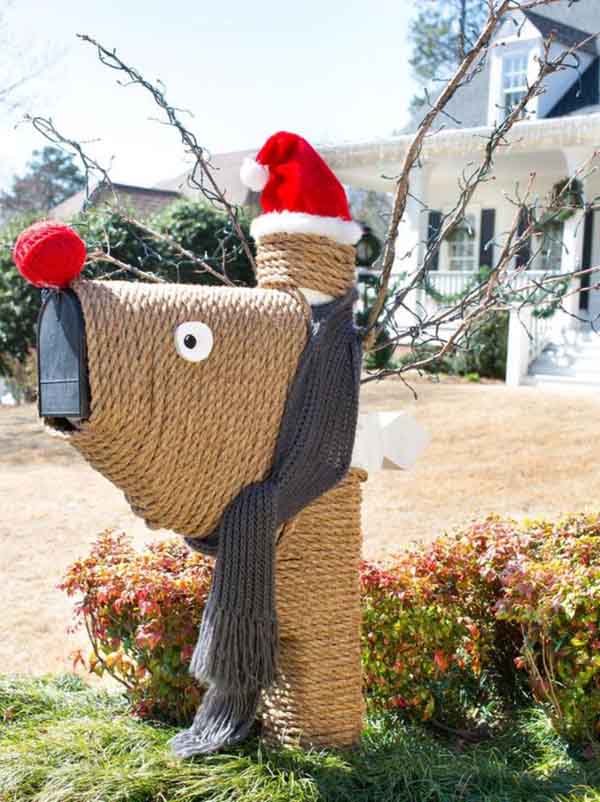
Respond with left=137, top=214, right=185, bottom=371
left=240, top=157, right=269, bottom=192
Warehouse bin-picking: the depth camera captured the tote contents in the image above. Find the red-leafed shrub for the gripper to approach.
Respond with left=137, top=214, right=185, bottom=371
left=496, top=514, right=600, bottom=742
left=62, top=515, right=600, bottom=741
left=361, top=517, right=534, bottom=729
left=60, top=531, right=213, bottom=724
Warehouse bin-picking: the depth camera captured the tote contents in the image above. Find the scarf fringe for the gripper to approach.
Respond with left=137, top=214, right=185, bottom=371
left=170, top=686, right=261, bottom=758
left=190, top=604, right=278, bottom=694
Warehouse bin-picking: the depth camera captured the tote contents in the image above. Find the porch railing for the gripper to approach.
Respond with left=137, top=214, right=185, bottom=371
left=423, top=269, right=561, bottom=304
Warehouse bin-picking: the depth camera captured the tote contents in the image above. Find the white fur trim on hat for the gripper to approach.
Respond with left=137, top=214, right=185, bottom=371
left=250, top=211, right=363, bottom=246
left=240, top=157, right=269, bottom=192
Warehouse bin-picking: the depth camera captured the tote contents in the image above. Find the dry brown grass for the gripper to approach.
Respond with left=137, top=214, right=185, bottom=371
left=1, top=381, right=599, bottom=677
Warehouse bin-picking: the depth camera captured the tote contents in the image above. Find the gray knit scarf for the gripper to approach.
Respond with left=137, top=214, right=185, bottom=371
left=170, top=290, right=361, bottom=758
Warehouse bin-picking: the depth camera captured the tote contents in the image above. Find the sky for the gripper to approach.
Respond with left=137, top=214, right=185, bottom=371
left=0, top=0, right=417, bottom=193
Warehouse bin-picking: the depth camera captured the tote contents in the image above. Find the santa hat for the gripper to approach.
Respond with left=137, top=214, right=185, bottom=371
left=240, top=131, right=362, bottom=247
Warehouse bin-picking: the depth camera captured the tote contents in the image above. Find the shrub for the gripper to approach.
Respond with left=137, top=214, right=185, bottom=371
left=361, top=518, right=533, bottom=731
left=0, top=212, right=43, bottom=374
left=63, top=516, right=600, bottom=742
left=355, top=277, right=397, bottom=370
left=78, top=200, right=255, bottom=287
left=496, top=514, right=600, bottom=742
left=398, top=311, right=509, bottom=380
left=60, top=531, right=213, bottom=724
left=4, top=348, right=38, bottom=403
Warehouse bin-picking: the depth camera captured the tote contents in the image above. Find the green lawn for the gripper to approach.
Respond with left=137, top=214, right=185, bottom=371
left=1, top=675, right=599, bottom=802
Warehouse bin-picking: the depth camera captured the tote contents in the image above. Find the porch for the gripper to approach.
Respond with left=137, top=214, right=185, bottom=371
left=323, top=113, right=600, bottom=384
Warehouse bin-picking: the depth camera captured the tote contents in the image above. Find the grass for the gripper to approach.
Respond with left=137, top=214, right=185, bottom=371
left=1, top=676, right=599, bottom=802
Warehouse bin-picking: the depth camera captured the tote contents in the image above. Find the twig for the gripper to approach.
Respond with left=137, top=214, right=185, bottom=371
left=76, top=34, right=256, bottom=276
left=87, top=251, right=166, bottom=283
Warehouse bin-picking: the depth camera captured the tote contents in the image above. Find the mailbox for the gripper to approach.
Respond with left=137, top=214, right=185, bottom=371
left=37, top=289, right=90, bottom=422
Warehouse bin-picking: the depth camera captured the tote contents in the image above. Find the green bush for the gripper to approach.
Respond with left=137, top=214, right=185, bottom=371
left=3, top=349, right=37, bottom=403
left=356, top=276, right=398, bottom=371
left=0, top=201, right=255, bottom=376
left=77, top=200, right=255, bottom=287
left=400, top=311, right=509, bottom=380
left=0, top=213, right=43, bottom=375
left=355, top=309, right=395, bottom=370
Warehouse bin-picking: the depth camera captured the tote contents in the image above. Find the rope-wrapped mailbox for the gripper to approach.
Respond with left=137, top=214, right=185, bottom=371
left=13, top=131, right=366, bottom=757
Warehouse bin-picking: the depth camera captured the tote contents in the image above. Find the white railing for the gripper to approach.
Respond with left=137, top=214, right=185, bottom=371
left=506, top=306, right=554, bottom=386
left=425, top=271, right=474, bottom=299
left=424, top=269, right=562, bottom=307
left=385, top=268, right=568, bottom=383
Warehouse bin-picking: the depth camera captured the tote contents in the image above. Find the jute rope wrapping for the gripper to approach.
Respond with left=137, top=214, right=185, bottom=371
left=68, top=280, right=308, bottom=540
left=256, top=232, right=356, bottom=297
left=255, top=232, right=364, bottom=749
left=59, top=231, right=364, bottom=752
left=262, top=468, right=366, bottom=748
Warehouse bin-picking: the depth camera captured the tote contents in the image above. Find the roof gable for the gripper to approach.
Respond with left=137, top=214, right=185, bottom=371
left=524, top=9, right=597, bottom=54
left=526, top=0, right=597, bottom=39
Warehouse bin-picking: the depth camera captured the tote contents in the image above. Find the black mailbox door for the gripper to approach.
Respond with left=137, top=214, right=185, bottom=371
left=37, top=290, right=90, bottom=420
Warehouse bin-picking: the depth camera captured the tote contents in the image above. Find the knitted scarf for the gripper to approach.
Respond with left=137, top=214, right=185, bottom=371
left=171, top=290, right=361, bottom=757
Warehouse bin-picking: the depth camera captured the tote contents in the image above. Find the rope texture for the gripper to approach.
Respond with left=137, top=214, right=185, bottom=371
left=69, top=280, right=308, bottom=540
left=262, top=468, right=366, bottom=748
left=256, top=233, right=356, bottom=297
left=64, top=231, right=362, bottom=755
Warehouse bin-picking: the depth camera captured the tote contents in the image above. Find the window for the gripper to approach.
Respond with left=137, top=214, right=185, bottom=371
left=536, top=221, right=564, bottom=272
left=446, top=214, right=477, bottom=272
left=502, top=54, right=529, bottom=117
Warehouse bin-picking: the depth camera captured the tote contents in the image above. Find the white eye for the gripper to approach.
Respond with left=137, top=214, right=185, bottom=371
left=174, top=321, right=213, bottom=362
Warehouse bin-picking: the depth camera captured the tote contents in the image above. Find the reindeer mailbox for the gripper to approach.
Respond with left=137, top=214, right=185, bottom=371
left=14, top=132, right=367, bottom=757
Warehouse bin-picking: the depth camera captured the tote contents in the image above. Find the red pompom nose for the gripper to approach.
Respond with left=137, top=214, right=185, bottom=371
left=13, top=220, right=87, bottom=289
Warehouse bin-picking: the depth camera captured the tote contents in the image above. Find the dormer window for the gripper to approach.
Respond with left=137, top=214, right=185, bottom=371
left=502, top=54, right=529, bottom=118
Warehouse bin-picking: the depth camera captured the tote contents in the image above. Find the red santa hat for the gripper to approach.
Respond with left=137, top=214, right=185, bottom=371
left=240, top=131, right=362, bottom=246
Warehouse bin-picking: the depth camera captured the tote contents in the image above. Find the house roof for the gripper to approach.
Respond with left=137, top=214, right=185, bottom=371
left=156, top=149, right=257, bottom=207
left=319, top=111, right=600, bottom=191
left=52, top=181, right=181, bottom=221
left=53, top=150, right=258, bottom=222
left=524, top=1, right=598, bottom=40
left=403, top=0, right=598, bottom=134
left=524, top=9, right=597, bottom=55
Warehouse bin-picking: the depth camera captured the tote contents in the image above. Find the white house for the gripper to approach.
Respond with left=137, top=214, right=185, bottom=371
left=317, top=0, right=600, bottom=387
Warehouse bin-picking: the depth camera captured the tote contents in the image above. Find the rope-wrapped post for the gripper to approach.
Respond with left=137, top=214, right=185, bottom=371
left=262, top=468, right=366, bottom=748
left=256, top=232, right=365, bottom=748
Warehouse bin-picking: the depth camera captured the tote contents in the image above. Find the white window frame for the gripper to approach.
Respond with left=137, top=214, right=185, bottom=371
left=501, top=52, right=530, bottom=120
left=442, top=210, right=480, bottom=272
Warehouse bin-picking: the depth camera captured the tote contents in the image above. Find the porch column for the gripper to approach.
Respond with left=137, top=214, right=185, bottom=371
left=559, top=147, right=590, bottom=325
left=391, top=163, right=427, bottom=337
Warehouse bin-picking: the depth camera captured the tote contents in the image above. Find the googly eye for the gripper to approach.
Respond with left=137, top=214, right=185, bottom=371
left=174, top=321, right=213, bottom=362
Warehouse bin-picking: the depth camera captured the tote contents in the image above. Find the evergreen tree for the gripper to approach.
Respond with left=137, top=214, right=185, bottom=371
left=409, top=0, right=488, bottom=113
left=0, top=147, right=86, bottom=219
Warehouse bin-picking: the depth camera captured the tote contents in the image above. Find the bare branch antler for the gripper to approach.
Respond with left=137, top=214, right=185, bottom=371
left=76, top=34, right=256, bottom=276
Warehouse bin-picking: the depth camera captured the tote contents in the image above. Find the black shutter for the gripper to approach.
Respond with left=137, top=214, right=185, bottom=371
left=580, top=208, right=594, bottom=311
left=479, top=209, right=495, bottom=269
left=427, top=210, right=443, bottom=271
left=515, top=206, right=532, bottom=268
